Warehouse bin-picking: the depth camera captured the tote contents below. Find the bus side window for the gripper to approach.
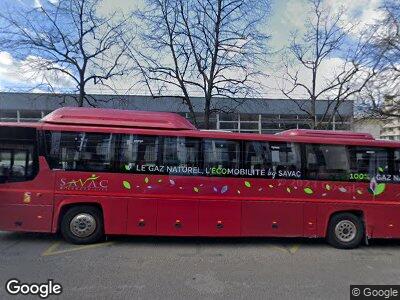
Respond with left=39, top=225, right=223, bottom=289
left=162, top=136, right=200, bottom=168
left=0, top=127, right=37, bottom=183
left=305, top=144, right=350, bottom=181
left=270, top=142, right=301, bottom=178
left=46, top=131, right=115, bottom=172
left=118, top=135, right=160, bottom=171
left=348, top=146, right=389, bottom=180
left=0, top=149, right=12, bottom=182
left=393, top=150, right=400, bottom=175
left=243, top=141, right=271, bottom=171
left=203, top=139, right=240, bottom=171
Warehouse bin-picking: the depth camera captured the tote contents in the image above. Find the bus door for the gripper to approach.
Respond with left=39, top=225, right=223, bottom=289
left=0, top=127, right=55, bottom=232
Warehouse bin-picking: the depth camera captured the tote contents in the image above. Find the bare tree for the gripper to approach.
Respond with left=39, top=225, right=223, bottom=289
left=280, top=0, right=375, bottom=129
left=357, top=0, right=399, bottom=118
left=131, top=0, right=269, bottom=128
left=0, top=0, right=132, bottom=107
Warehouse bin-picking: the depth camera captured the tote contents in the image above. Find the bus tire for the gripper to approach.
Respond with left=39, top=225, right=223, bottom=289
left=327, top=212, right=364, bottom=249
left=60, top=205, right=104, bottom=244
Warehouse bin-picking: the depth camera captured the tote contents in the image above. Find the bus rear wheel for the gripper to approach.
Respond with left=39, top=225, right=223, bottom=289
left=60, top=205, right=104, bottom=244
left=327, top=213, right=364, bottom=249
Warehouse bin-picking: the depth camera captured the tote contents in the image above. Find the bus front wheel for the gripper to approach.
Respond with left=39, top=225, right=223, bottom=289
left=327, top=213, right=364, bottom=249
left=60, top=205, right=104, bottom=244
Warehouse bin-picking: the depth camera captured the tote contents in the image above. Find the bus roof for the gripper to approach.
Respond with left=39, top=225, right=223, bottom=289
left=1, top=107, right=399, bottom=148
left=276, top=129, right=374, bottom=140
left=40, top=107, right=197, bottom=131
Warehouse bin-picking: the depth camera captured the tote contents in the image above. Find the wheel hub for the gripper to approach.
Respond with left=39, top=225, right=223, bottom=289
left=70, top=213, right=96, bottom=238
left=335, top=220, right=357, bottom=243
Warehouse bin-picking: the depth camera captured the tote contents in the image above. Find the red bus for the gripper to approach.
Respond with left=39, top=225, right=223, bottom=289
left=1, top=107, right=400, bottom=249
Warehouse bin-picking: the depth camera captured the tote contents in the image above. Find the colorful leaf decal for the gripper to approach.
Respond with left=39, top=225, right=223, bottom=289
left=237, top=190, right=241, bottom=194
left=374, top=183, right=386, bottom=196
left=322, top=193, right=327, bottom=197
left=193, top=187, right=199, bottom=193
left=123, top=181, right=131, bottom=190
left=244, top=181, right=251, bottom=188
left=144, top=177, right=149, bottom=184
left=258, top=188, right=263, bottom=192
left=325, top=184, right=331, bottom=191
left=339, top=187, right=347, bottom=193
left=268, top=184, right=274, bottom=188
left=221, top=185, right=228, bottom=194
left=286, top=187, right=291, bottom=193
left=124, top=164, right=131, bottom=171
left=158, top=179, right=163, bottom=183
left=304, top=187, right=313, bottom=195
left=378, top=167, right=384, bottom=173
left=169, top=179, right=175, bottom=186
left=213, top=187, right=218, bottom=193
left=356, top=189, right=363, bottom=195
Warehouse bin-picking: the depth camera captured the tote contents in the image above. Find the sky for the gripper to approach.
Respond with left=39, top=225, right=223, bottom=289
left=0, top=0, right=386, bottom=98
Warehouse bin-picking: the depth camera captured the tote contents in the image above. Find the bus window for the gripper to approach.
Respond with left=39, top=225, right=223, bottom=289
left=348, top=146, right=389, bottom=180
left=203, top=139, right=240, bottom=171
left=269, top=142, right=301, bottom=179
left=46, top=131, right=115, bottom=172
left=118, top=135, right=160, bottom=171
left=393, top=150, right=400, bottom=175
left=162, top=136, right=200, bottom=167
left=0, top=127, right=37, bottom=183
left=243, top=141, right=271, bottom=170
left=305, top=144, right=350, bottom=180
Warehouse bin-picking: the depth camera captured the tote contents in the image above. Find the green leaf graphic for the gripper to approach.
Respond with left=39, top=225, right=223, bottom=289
left=374, top=183, right=386, bottom=196
left=123, top=181, right=131, bottom=190
left=244, top=181, right=251, bottom=188
left=378, top=167, right=384, bottom=173
left=304, top=187, right=313, bottom=195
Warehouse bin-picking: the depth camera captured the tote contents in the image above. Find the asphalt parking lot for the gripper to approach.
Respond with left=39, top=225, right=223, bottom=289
left=1, top=232, right=400, bottom=300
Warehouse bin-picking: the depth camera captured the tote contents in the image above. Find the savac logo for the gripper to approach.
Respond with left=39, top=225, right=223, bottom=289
left=59, top=174, right=109, bottom=191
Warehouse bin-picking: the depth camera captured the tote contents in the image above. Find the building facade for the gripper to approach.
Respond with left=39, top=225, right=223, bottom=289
left=0, top=92, right=354, bottom=133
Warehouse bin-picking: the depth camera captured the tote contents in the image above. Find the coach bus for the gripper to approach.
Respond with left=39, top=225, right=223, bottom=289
left=0, top=107, right=400, bottom=249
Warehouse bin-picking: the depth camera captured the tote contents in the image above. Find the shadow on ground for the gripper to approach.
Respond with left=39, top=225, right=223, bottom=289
left=2, top=231, right=400, bottom=248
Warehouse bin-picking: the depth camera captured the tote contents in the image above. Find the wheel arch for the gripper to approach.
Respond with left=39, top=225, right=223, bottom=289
left=54, top=201, right=104, bottom=233
left=325, top=209, right=366, bottom=237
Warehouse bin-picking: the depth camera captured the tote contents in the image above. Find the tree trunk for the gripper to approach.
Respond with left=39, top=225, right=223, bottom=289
left=77, top=83, right=85, bottom=107
left=181, top=91, right=198, bottom=128
left=204, top=93, right=212, bottom=129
